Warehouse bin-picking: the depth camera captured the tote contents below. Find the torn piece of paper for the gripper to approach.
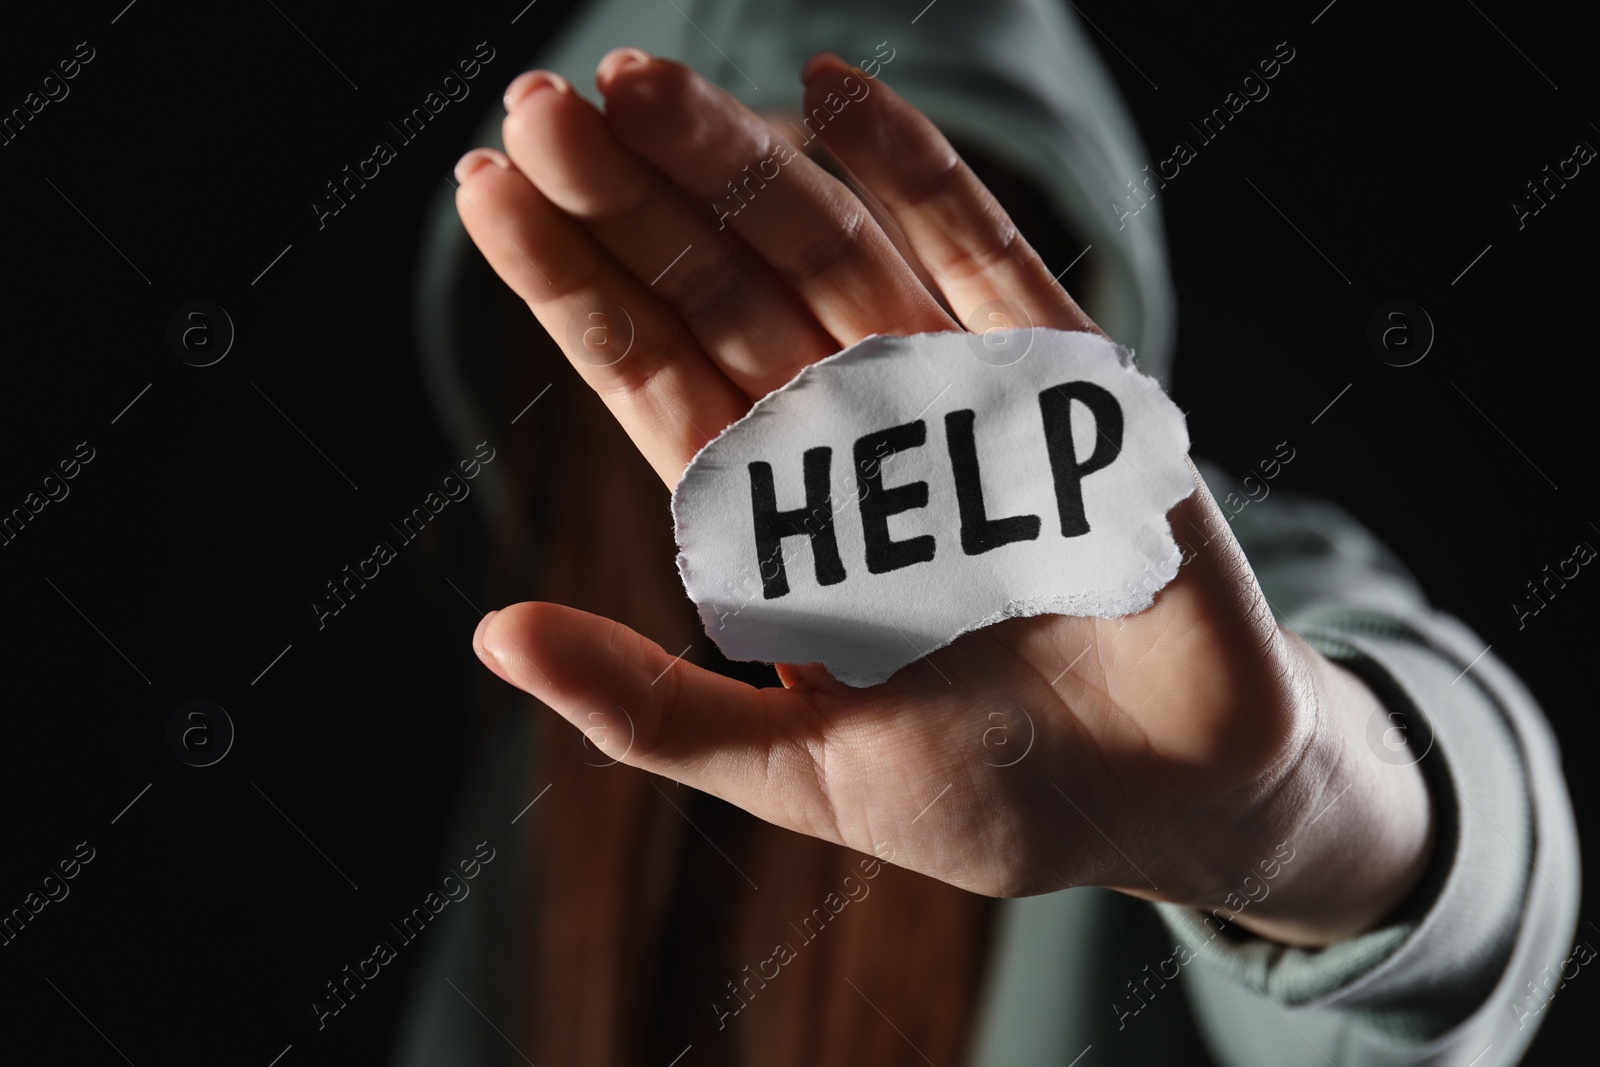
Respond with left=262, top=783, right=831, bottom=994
left=671, top=328, right=1194, bottom=687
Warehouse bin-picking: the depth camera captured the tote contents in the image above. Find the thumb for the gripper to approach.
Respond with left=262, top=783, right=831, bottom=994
left=472, top=602, right=801, bottom=805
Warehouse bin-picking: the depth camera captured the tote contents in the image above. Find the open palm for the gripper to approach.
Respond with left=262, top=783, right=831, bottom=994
left=456, top=49, right=1329, bottom=912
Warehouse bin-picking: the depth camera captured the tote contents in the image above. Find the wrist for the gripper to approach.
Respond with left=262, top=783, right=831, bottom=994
left=1202, top=631, right=1435, bottom=947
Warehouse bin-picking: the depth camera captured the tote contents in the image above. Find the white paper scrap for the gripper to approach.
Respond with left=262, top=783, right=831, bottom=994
left=671, top=328, right=1194, bottom=687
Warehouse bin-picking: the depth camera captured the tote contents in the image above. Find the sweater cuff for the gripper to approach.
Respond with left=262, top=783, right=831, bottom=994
left=1154, top=612, right=1531, bottom=1042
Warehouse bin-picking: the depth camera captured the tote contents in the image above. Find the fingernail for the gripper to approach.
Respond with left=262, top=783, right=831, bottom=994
left=801, top=52, right=847, bottom=83
left=454, top=147, right=508, bottom=185
left=597, top=46, right=650, bottom=88
left=504, top=69, right=570, bottom=111
left=473, top=609, right=513, bottom=684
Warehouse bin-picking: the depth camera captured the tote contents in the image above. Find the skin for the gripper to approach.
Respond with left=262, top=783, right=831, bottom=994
left=453, top=49, right=1433, bottom=947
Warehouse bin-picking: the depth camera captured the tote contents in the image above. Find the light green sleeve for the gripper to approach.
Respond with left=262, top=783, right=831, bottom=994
left=1150, top=462, right=1581, bottom=1066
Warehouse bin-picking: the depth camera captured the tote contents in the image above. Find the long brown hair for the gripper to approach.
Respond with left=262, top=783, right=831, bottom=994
left=442, top=133, right=1086, bottom=1067
left=500, top=345, right=997, bottom=1065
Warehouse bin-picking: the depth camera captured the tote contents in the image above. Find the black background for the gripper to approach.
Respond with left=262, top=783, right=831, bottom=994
left=0, top=1, right=1593, bottom=1064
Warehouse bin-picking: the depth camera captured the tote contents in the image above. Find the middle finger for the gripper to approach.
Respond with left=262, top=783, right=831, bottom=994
left=596, top=49, right=958, bottom=348
left=500, top=68, right=839, bottom=399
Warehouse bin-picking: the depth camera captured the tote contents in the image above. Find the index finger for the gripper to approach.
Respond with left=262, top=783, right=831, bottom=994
left=802, top=53, right=1102, bottom=338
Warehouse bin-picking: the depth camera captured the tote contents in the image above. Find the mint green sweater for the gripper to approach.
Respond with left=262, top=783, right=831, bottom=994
left=399, top=2, right=1580, bottom=1063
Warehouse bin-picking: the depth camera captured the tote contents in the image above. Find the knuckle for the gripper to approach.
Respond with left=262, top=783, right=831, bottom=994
left=662, top=248, right=746, bottom=318
left=780, top=205, right=869, bottom=284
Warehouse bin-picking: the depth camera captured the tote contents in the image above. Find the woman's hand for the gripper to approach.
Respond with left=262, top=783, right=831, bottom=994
left=453, top=49, right=1432, bottom=946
